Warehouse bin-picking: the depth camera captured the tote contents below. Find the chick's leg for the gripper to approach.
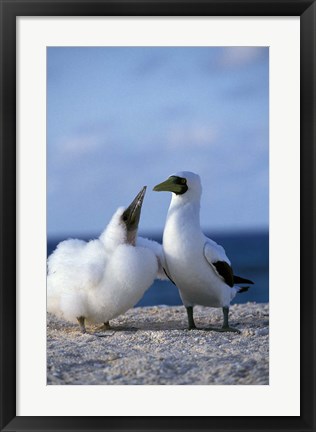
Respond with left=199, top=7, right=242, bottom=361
left=77, top=316, right=86, bottom=334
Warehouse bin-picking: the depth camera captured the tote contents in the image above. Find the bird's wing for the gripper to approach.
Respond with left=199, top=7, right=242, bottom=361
left=203, top=239, right=234, bottom=287
left=136, top=236, right=169, bottom=280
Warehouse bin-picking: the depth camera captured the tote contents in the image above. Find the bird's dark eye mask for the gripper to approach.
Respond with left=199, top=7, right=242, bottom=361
left=153, top=176, right=188, bottom=195
left=168, top=176, right=188, bottom=195
left=170, top=176, right=187, bottom=185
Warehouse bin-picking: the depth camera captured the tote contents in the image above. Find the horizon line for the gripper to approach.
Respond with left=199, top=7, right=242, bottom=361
left=47, top=226, right=269, bottom=240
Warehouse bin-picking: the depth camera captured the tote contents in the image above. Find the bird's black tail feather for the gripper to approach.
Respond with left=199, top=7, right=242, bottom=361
left=238, top=286, right=250, bottom=293
left=233, top=275, right=254, bottom=285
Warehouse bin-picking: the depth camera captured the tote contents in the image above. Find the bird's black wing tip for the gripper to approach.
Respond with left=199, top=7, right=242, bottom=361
left=233, top=275, right=254, bottom=285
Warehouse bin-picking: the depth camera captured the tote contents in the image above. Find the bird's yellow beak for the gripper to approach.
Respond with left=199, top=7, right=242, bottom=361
left=153, top=176, right=188, bottom=195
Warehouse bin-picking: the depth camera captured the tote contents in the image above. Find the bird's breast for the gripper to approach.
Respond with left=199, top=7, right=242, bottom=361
left=163, top=220, right=205, bottom=278
left=162, top=216, right=229, bottom=307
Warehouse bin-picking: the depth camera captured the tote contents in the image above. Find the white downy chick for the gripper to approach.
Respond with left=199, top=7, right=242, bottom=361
left=47, top=187, right=159, bottom=333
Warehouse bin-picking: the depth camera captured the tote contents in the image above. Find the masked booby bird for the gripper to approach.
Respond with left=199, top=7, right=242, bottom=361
left=47, top=186, right=161, bottom=333
left=153, top=171, right=253, bottom=333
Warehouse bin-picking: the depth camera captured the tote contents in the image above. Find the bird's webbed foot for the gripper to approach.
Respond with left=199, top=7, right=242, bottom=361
left=213, top=325, right=241, bottom=334
left=93, top=322, right=115, bottom=337
left=95, top=321, right=111, bottom=332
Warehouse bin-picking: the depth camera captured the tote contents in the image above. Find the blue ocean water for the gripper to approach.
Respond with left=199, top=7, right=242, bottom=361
left=47, top=230, right=268, bottom=306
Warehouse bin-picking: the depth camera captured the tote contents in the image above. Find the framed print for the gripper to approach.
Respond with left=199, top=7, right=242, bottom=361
left=1, top=1, right=315, bottom=431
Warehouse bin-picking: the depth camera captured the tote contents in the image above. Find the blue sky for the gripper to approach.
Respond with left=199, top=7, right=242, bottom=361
left=47, top=47, right=269, bottom=237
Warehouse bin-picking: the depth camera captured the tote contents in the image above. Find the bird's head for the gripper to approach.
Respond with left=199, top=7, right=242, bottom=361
left=100, top=186, right=147, bottom=249
left=120, top=186, right=146, bottom=245
left=153, top=171, right=202, bottom=202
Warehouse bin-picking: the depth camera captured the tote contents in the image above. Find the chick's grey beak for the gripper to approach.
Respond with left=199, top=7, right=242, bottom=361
left=123, top=186, right=146, bottom=231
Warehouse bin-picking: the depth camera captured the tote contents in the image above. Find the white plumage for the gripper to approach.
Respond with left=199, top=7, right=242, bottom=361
left=136, top=236, right=167, bottom=280
left=154, top=171, right=252, bottom=331
left=47, top=187, right=162, bottom=332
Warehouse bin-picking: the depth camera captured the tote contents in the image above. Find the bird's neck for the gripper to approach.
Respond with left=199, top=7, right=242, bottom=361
left=99, top=223, right=127, bottom=252
left=166, top=196, right=202, bottom=235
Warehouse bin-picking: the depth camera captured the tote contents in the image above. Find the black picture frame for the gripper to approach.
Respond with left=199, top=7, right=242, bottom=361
left=1, top=1, right=315, bottom=431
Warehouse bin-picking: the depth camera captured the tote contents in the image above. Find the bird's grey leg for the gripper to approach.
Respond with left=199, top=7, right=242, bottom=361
left=77, top=316, right=86, bottom=334
left=96, top=321, right=111, bottom=332
left=186, top=306, right=197, bottom=329
left=219, top=307, right=241, bottom=333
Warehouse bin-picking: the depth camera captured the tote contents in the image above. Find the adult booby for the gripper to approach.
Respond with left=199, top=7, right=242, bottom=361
left=153, top=171, right=253, bottom=333
left=47, top=187, right=161, bottom=333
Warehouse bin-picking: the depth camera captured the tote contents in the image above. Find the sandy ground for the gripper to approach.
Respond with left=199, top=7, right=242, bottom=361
left=47, top=302, right=269, bottom=385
